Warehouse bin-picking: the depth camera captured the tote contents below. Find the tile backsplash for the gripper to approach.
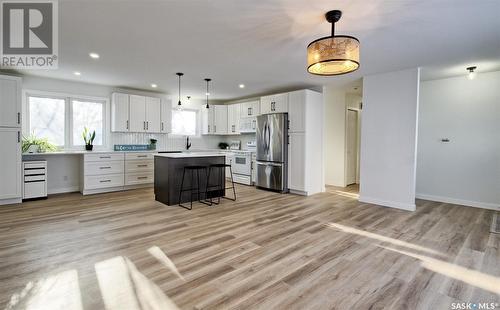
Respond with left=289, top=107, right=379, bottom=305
left=110, top=133, right=223, bottom=151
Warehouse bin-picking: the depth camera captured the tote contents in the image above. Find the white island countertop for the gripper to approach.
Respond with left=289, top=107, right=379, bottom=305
left=155, top=152, right=225, bottom=158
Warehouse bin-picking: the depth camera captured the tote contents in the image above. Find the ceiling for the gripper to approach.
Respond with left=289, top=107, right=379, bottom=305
left=11, top=0, right=500, bottom=100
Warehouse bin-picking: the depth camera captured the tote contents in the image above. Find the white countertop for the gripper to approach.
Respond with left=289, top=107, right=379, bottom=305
left=155, top=152, right=225, bottom=158
left=22, top=150, right=168, bottom=156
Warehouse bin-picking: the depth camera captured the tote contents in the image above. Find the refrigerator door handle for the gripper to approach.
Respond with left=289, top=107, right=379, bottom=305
left=266, top=123, right=271, bottom=153
left=257, top=161, right=282, bottom=167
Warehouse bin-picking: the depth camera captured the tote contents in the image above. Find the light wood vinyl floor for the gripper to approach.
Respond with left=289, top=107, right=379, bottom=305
left=0, top=185, right=498, bottom=309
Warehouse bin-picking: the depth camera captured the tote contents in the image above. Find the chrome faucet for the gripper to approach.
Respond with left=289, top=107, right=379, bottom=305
left=186, top=136, right=192, bottom=150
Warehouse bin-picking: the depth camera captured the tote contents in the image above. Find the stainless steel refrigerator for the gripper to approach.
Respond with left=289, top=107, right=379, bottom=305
left=256, top=113, right=288, bottom=192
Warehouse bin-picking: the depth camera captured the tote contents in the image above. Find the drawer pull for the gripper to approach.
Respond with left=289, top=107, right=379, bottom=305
left=137, top=176, right=148, bottom=180
left=99, top=166, right=112, bottom=169
left=100, top=180, right=111, bottom=183
left=137, top=164, right=148, bottom=167
left=99, top=156, right=111, bottom=159
left=136, top=155, right=148, bottom=158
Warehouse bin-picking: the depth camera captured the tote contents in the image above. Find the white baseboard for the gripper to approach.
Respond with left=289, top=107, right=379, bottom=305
left=416, top=193, right=500, bottom=211
left=0, top=197, right=22, bottom=206
left=359, top=196, right=416, bottom=211
left=48, top=186, right=80, bottom=195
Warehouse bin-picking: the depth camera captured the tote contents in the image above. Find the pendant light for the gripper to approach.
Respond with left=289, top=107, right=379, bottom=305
left=176, top=72, right=184, bottom=109
left=204, top=78, right=211, bottom=109
left=307, top=10, right=360, bottom=76
left=466, top=66, right=477, bottom=80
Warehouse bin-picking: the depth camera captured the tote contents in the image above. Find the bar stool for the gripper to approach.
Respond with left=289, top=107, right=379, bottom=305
left=205, top=163, right=236, bottom=206
left=178, top=165, right=208, bottom=210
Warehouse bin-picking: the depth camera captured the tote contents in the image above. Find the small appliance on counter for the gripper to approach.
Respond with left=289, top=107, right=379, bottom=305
left=229, top=140, right=241, bottom=150
left=22, top=160, right=47, bottom=200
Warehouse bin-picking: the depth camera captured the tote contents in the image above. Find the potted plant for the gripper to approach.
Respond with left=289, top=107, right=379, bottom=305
left=82, top=127, right=96, bottom=151
left=22, top=133, right=58, bottom=153
left=149, top=138, right=157, bottom=150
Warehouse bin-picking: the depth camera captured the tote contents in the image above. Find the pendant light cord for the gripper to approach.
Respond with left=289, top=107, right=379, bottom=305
left=176, top=72, right=183, bottom=106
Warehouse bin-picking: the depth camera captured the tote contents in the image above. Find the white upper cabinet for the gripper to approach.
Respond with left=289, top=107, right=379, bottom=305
left=288, top=90, right=306, bottom=132
left=145, top=97, right=161, bottom=133
left=201, top=105, right=214, bottom=135
left=260, top=93, right=288, bottom=114
left=129, top=95, right=146, bottom=132
left=213, top=105, right=228, bottom=134
left=160, top=98, right=172, bottom=133
left=112, top=93, right=165, bottom=133
left=0, top=75, right=21, bottom=128
left=240, top=100, right=260, bottom=118
left=227, top=103, right=240, bottom=134
left=0, top=128, right=21, bottom=200
left=111, top=93, right=130, bottom=132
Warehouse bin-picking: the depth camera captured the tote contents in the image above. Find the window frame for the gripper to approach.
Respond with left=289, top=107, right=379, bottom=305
left=170, top=108, right=200, bottom=137
left=23, top=89, right=110, bottom=150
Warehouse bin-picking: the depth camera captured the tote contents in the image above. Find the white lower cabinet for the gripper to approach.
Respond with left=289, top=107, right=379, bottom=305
left=0, top=128, right=21, bottom=203
left=84, top=174, right=125, bottom=190
left=81, top=152, right=155, bottom=195
left=82, top=153, right=124, bottom=194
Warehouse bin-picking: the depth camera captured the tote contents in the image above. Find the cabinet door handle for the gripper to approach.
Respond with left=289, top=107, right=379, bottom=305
left=17, top=131, right=20, bottom=143
left=248, top=107, right=251, bottom=116
left=214, top=125, right=216, bottom=132
left=161, top=122, right=164, bottom=131
left=208, top=125, right=210, bottom=133
left=137, top=176, right=148, bottom=180
left=100, top=166, right=111, bottom=169
left=17, top=112, right=20, bottom=124
left=137, top=164, right=148, bottom=167
left=100, top=156, right=111, bottom=159
left=146, top=121, right=149, bottom=130
left=126, top=120, right=129, bottom=130
left=100, top=180, right=111, bottom=183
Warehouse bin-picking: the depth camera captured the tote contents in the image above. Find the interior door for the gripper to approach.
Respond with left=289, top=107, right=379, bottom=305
left=145, top=97, right=161, bottom=133
left=346, top=109, right=358, bottom=185
left=129, top=95, right=146, bottom=132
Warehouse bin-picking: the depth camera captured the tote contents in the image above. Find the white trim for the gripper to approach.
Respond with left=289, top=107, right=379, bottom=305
left=48, top=186, right=79, bottom=195
left=0, top=198, right=22, bottom=206
left=416, top=193, right=500, bottom=211
left=359, top=196, right=416, bottom=211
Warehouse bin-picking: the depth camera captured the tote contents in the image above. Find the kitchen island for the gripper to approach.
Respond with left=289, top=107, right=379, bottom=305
left=154, top=153, right=225, bottom=206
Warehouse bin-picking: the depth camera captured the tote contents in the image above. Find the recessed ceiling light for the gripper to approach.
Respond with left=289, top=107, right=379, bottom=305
left=74, top=71, right=81, bottom=76
left=151, top=83, right=157, bottom=88
left=239, top=84, right=245, bottom=88
left=89, top=52, right=100, bottom=59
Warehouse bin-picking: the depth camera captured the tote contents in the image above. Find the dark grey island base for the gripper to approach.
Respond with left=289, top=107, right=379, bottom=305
left=154, top=153, right=225, bottom=206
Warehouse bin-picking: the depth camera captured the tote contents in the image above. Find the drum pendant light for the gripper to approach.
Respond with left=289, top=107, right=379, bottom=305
left=307, top=10, right=360, bottom=76
left=176, top=72, right=184, bottom=109
left=205, top=78, right=211, bottom=109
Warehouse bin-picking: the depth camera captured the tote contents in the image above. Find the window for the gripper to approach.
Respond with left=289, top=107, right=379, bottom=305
left=26, top=92, right=107, bottom=149
left=72, top=99, right=104, bottom=146
left=28, top=96, right=66, bottom=146
left=171, top=109, right=197, bottom=136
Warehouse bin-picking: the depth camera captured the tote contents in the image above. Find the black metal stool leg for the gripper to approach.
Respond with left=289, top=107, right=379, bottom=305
left=178, top=168, right=192, bottom=210
left=228, top=166, right=237, bottom=201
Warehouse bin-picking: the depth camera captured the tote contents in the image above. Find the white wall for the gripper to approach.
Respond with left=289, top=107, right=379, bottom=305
left=323, top=87, right=346, bottom=186
left=417, top=71, right=500, bottom=210
left=359, top=68, right=420, bottom=211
